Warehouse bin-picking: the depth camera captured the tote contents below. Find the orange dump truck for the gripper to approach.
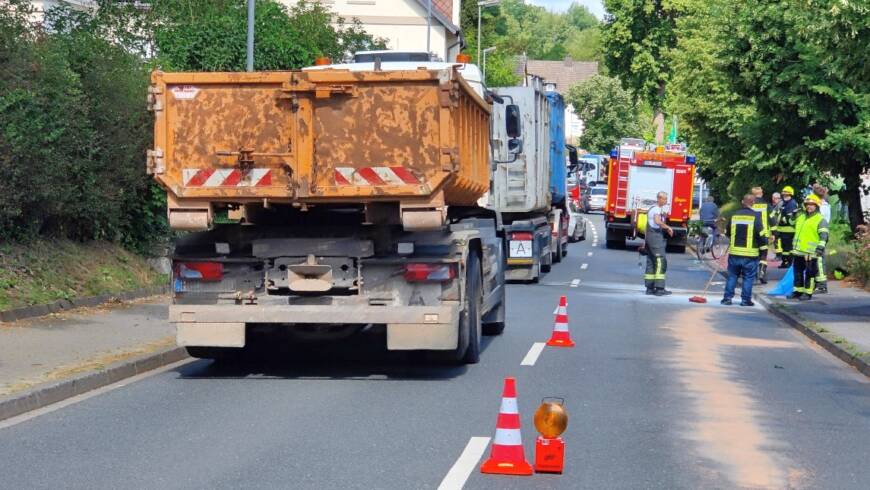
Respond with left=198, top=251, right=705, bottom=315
left=148, top=52, right=506, bottom=364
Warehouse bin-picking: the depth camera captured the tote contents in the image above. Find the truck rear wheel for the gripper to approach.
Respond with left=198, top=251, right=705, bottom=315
left=185, top=346, right=243, bottom=362
left=434, top=252, right=482, bottom=364
left=461, top=252, right=483, bottom=364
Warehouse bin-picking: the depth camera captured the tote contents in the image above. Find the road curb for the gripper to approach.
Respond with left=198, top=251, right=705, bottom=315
left=0, top=346, right=188, bottom=422
left=0, top=285, right=169, bottom=323
left=755, top=295, right=870, bottom=378
left=689, top=245, right=870, bottom=378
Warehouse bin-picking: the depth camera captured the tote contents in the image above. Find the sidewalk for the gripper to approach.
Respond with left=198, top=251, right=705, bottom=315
left=0, top=295, right=184, bottom=419
left=708, top=252, right=870, bottom=375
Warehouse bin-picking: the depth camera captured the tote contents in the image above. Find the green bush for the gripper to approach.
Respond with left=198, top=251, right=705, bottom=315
left=845, top=229, right=870, bottom=288
left=0, top=0, right=384, bottom=253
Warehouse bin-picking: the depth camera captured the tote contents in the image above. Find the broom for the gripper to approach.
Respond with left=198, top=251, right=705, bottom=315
left=689, top=265, right=721, bottom=303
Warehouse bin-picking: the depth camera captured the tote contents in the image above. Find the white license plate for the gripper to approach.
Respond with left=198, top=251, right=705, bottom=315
left=509, top=240, right=533, bottom=258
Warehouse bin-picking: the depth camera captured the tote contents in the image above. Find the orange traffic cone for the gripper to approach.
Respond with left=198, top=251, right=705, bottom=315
left=481, top=377, right=533, bottom=476
left=546, top=295, right=575, bottom=347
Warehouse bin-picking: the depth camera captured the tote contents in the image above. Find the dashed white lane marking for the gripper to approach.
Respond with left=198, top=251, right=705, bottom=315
left=438, top=436, right=492, bottom=490
left=0, top=358, right=194, bottom=430
left=521, top=342, right=547, bottom=366
left=581, top=263, right=588, bottom=270
left=570, top=278, right=580, bottom=287
left=587, top=252, right=594, bottom=257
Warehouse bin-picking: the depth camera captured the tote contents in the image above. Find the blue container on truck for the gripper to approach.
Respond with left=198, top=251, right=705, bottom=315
left=546, top=92, right=567, bottom=206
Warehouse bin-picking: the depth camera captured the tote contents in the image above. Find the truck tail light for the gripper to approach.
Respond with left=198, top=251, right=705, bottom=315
left=175, top=262, right=223, bottom=282
left=404, top=263, right=457, bottom=282
left=511, top=232, right=533, bottom=241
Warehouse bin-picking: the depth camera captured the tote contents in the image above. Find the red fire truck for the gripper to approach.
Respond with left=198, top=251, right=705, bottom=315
left=604, top=139, right=696, bottom=252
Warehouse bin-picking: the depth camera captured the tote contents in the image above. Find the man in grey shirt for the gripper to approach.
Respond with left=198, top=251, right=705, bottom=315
left=644, top=191, right=675, bottom=296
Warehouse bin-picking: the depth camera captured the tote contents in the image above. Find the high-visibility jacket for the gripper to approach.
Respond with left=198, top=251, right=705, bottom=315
left=793, top=211, right=829, bottom=255
left=728, top=207, right=767, bottom=257
left=770, top=201, right=783, bottom=231
left=777, top=199, right=799, bottom=232
left=752, top=197, right=771, bottom=234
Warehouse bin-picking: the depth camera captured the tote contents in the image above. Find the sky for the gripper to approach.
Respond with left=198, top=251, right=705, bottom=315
left=527, top=0, right=606, bottom=19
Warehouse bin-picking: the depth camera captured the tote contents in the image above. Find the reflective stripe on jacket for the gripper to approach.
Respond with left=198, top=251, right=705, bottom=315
left=729, top=208, right=767, bottom=257
left=793, top=212, right=829, bottom=255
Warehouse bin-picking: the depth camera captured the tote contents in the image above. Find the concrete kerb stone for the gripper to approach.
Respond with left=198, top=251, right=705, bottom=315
left=0, top=285, right=169, bottom=323
left=0, top=346, right=188, bottom=422
left=687, top=245, right=870, bottom=379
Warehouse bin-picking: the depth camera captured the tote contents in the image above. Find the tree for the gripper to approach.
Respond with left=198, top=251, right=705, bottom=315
left=567, top=75, right=644, bottom=153
left=668, top=0, right=869, bottom=229
left=152, top=0, right=386, bottom=72
left=601, top=0, right=688, bottom=143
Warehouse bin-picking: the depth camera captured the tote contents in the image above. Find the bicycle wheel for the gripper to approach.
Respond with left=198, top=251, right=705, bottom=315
left=711, top=234, right=728, bottom=259
left=696, top=234, right=706, bottom=261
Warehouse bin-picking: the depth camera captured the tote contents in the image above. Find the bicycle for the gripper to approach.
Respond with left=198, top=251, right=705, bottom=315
left=696, top=224, right=729, bottom=260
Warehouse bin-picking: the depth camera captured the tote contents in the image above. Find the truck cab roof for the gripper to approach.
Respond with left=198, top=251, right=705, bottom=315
left=304, top=51, right=484, bottom=98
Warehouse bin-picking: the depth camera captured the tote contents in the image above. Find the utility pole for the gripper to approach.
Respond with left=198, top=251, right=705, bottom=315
left=246, top=0, right=255, bottom=71
left=426, top=0, right=432, bottom=55
left=477, top=0, right=500, bottom=63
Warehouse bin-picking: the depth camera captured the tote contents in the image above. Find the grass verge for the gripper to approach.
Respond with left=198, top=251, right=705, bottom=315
left=0, top=239, right=167, bottom=312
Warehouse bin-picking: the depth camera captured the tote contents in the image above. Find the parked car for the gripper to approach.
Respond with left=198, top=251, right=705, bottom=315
left=568, top=200, right=587, bottom=242
left=588, top=185, right=607, bottom=212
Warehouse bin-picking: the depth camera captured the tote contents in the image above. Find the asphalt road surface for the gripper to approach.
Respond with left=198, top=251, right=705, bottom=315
left=2, top=214, right=869, bottom=489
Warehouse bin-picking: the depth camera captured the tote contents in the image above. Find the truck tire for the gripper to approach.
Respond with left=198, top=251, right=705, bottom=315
left=185, top=346, right=243, bottom=362
left=553, top=238, right=563, bottom=263
left=461, top=252, right=483, bottom=364
left=666, top=244, right=687, bottom=254
left=435, top=252, right=482, bottom=364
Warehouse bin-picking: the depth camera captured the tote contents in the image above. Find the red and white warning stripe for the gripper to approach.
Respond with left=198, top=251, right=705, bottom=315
left=183, top=168, right=272, bottom=187
left=334, top=166, right=420, bottom=186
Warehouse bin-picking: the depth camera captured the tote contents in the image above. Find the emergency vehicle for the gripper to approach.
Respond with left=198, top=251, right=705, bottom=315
left=604, top=139, right=696, bottom=252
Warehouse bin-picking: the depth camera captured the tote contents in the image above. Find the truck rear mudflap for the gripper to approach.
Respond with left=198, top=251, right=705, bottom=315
left=172, top=302, right=460, bottom=351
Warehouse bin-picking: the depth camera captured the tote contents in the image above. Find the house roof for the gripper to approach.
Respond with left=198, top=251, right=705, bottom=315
left=413, top=0, right=459, bottom=34
left=515, top=55, right=599, bottom=94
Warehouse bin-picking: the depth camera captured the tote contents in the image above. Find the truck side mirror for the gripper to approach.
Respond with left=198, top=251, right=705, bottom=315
left=508, top=138, right=523, bottom=155
left=567, top=146, right=578, bottom=167
left=505, top=104, right=521, bottom=138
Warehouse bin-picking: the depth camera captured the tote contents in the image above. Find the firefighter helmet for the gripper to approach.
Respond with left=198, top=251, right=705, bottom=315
left=804, top=194, right=821, bottom=206
left=782, top=185, right=795, bottom=195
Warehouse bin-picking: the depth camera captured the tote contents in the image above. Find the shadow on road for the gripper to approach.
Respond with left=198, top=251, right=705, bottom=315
left=175, top=327, right=498, bottom=381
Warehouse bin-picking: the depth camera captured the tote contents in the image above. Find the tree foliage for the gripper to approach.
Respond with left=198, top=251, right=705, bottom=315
left=152, top=0, right=386, bottom=72
left=601, top=0, right=688, bottom=142
left=567, top=75, right=644, bottom=153
left=460, top=0, right=602, bottom=86
left=667, top=0, right=869, bottom=229
left=0, top=0, right=386, bottom=249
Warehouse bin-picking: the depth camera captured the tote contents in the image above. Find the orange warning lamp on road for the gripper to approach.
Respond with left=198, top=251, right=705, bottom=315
left=534, top=398, right=568, bottom=474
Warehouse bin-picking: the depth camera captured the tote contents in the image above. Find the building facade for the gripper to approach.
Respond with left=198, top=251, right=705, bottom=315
left=281, top=0, right=461, bottom=62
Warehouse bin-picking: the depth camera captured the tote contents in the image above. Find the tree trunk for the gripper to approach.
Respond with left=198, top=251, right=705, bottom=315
left=653, top=81, right=666, bottom=144
left=842, top=160, right=866, bottom=231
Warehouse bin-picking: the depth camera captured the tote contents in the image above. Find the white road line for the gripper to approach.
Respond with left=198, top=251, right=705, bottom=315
left=521, top=342, right=547, bottom=366
left=581, top=263, right=588, bottom=270
left=570, top=278, right=580, bottom=287
left=438, top=437, right=492, bottom=490
left=0, top=358, right=194, bottom=430
left=587, top=252, right=594, bottom=256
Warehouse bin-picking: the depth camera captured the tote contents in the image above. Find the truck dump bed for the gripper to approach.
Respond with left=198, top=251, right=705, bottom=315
left=148, top=68, right=490, bottom=210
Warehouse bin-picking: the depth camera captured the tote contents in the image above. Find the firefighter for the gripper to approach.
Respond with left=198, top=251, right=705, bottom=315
left=644, top=191, right=674, bottom=296
left=790, top=194, right=829, bottom=301
left=722, top=194, right=768, bottom=306
left=770, top=192, right=783, bottom=259
left=812, top=185, right=832, bottom=293
left=750, top=187, right=771, bottom=284
left=777, top=186, right=799, bottom=268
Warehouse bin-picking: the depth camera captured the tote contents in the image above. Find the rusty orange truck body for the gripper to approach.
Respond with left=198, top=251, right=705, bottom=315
left=149, top=66, right=490, bottom=230
left=149, top=54, right=506, bottom=364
